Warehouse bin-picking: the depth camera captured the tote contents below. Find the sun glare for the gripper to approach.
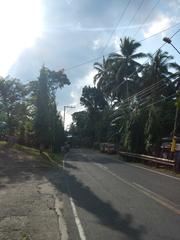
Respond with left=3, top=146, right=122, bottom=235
left=0, top=0, right=43, bottom=76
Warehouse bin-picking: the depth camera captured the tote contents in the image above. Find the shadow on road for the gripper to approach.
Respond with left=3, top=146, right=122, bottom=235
left=65, top=162, right=79, bottom=170
left=0, top=147, right=146, bottom=239
left=47, top=167, right=146, bottom=240
left=67, top=149, right=126, bottom=165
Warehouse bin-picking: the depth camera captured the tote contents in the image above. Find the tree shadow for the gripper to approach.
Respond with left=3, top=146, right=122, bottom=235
left=67, top=149, right=126, bottom=165
left=46, top=168, right=146, bottom=240
left=65, top=162, right=79, bottom=170
left=0, top=148, right=49, bottom=186
left=0, top=147, right=146, bottom=239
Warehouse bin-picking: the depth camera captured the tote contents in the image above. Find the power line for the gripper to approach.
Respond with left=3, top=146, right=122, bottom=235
left=139, top=22, right=180, bottom=42
left=113, top=91, right=176, bottom=120
left=114, top=27, right=180, bottom=93
left=64, top=22, right=180, bottom=72
left=116, top=83, right=168, bottom=109
left=122, top=0, right=145, bottom=37
left=133, top=0, right=160, bottom=38
left=119, top=78, right=172, bottom=106
left=119, top=81, right=166, bottom=106
left=142, top=92, right=176, bottom=110
left=112, top=92, right=176, bottom=122
left=100, top=0, right=132, bottom=55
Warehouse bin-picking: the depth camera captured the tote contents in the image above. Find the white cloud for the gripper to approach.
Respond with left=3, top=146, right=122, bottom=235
left=166, top=0, right=180, bottom=10
left=62, top=69, right=96, bottom=129
left=143, top=14, right=173, bottom=38
left=76, top=69, right=96, bottom=88
left=92, top=39, right=102, bottom=50
left=112, top=35, right=120, bottom=51
left=65, top=0, right=73, bottom=5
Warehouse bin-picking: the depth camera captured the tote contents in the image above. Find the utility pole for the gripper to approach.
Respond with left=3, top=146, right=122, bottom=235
left=125, top=77, right=133, bottom=99
left=63, top=105, right=75, bottom=130
left=163, top=37, right=180, bottom=154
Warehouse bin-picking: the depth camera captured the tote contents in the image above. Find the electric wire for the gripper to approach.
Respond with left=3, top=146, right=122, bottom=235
left=122, top=0, right=145, bottom=37
left=64, top=23, right=180, bottom=72
left=113, top=27, right=180, bottom=95
left=133, top=0, right=160, bottom=38
left=100, top=0, right=132, bottom=55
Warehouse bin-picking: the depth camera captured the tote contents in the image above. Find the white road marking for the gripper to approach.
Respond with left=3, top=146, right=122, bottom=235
left=94, top=162, right=180, bottom=215
left=82, top=151, right=180, bottom=181
left=129, top=163, right=180, bottom=181
left=133, top=182, right=180, bottom=215
left=69, top=197, right=87, bottom=240
left=64, top=153, right=86, bottom=240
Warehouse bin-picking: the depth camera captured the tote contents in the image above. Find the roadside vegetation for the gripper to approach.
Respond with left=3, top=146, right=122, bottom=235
left=0, top=65, right=70, bottom=154
left=0, top=37, right=180, bottom=156
left=69, top=37, right=180, bottom=154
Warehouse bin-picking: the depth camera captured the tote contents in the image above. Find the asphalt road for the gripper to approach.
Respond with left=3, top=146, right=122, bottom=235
left=58, top=148, right=180, bottom=240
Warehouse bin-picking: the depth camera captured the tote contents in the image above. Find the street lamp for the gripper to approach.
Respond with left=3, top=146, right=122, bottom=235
left=63, top=105, right=75, bottom=129
left=163, top=37, right=180, bottom=55
left=163, top=37, right=180, bottom=153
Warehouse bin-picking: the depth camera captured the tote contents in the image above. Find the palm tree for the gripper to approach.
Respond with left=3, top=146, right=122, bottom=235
left=141, top=49, right=175, bottom=98
left=108, top=37, right=146, bottom=99
left=94, top=56, right=116, bottom=101
left=170, top=62, right=180, bottom=90
left=94, top=57, right=107, bottom=87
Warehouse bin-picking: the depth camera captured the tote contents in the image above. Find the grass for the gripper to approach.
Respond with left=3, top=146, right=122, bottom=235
left=0, top=141, right=39, bottom=156
left=21, top=233, right=31, bottom=240
left=42, top=151, right=64, bottom=166
left=12, top=144, right=40, bottom=156
left=0, top=141, right=8, bottom=146
left=0, top=141, right=64, bottom=167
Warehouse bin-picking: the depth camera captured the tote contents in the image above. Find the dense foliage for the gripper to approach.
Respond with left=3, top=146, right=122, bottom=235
left=70, top=37, right=180, bottom=153
left=0, top=66, right=70, bottom=152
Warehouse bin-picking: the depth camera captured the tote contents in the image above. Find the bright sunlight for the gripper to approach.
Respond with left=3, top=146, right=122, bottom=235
left=0, top=0, right=43, bottom=76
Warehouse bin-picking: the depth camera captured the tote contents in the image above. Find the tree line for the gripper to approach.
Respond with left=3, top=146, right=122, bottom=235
left=0, top=65, right=70, bottom=152
left=69, top=37, right=180, bottom=154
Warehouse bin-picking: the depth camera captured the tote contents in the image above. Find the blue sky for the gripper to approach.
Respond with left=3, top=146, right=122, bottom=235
left=0, top=0, right=180, bottom=127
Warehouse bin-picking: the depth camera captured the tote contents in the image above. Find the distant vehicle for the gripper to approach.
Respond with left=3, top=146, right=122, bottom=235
left=100, top=143, right=116, bottom=154
left=100, top=142, right=107, bottom=153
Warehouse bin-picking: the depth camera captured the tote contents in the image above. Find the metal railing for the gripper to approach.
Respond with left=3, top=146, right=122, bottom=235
left=119, top=151, right=177, bottom=169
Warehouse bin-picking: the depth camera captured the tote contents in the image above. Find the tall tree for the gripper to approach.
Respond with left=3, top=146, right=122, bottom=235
left=108, top=37, right=146, bottom=99
left=80, top=86, right=107, bottom=144
left=34, top=65, right=70, bottom=149
left=0, top=77, right=27, bottom=135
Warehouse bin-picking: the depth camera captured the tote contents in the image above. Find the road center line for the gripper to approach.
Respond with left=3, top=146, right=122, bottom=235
left=93, top=162, right=180, bottom=215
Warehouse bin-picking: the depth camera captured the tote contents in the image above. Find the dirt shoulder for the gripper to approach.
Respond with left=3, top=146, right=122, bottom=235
left=0, top=146, right=67, bottom=240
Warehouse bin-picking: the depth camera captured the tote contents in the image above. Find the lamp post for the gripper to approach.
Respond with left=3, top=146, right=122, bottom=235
left=163, top=37, right=180, bottom=153
left=163, top=37, right=180, bottom=55
left=63, top=105, right=75, bottom=130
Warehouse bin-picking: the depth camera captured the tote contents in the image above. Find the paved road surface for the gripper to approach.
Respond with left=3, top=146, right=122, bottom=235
left=1, top=147, right=180, bottom=240
left=58, top=148, right=180, bottom=240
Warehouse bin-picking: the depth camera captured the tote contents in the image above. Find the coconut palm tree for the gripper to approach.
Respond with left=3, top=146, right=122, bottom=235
left=170, top=62, right=180, bottom=90
left=141, top=49, right=175, bottom=98
left=108, top=37, right=146, bottom=99
left=94, top=56, right=116, bottom=101
left=94, top=57, right=107, bottom=87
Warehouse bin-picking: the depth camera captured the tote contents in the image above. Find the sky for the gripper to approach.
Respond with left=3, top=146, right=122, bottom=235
left=0, top=0, right=180, bottom=128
